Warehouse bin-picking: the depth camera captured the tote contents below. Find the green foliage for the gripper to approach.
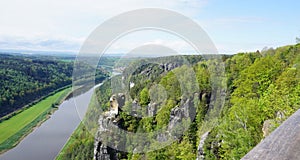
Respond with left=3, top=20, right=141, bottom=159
left=58, top=125, right=95, bottom=160
left=194, top=62, right=210, bottom=92
left=139, top=88, right=150, bottom=106
left=0, top=53, right=107, bottom=118
left=225, top=52, right=260, bottom=92
left=205, top=45, right=300, bottom=159
left=155, top=100, right=176, bottom=129
left=176, top=135, right=197, bottom=160
left=0, top=88, right=70, bottom=152
left=138, top=117, right=154, bottom=132
left=58, top=80, right=112, bottom=160
left=159, top=71, right=181, bottom=102
left=58, top=46, right=300, bottom=160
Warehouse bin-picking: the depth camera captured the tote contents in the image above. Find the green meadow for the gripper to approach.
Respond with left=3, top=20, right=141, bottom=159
left=0, top=88, right=71, bottom=152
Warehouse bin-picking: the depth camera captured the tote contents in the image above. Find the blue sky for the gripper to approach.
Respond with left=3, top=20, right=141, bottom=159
left=200, top=0, right=300, bottom=53
left=0, top=0, right=299, bottom=54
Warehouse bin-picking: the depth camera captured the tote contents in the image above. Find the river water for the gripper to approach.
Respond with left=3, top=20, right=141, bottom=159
left=0, top=84, right=102, bottom=160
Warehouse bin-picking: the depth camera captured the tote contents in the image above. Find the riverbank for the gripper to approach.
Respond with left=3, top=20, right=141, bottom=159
left=0, top=87, right=72, bottom=154
left=0, top=85, right=72, bottom=123
left=56, top=84, right=102, bottom=160
left=55, top=123, right=86, bottom=160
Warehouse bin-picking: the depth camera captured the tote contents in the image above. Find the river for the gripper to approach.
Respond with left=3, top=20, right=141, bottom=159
left=0, top=83, right=102, bottom=160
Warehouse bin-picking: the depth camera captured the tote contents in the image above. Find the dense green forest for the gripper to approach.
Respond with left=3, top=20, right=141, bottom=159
left=59, top=44, right=300, bottom=159
left=0, top=53, right=108, bottom=118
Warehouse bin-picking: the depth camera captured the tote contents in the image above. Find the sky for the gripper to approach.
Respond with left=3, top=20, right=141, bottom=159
left=0, top=0, right=300, bottom=54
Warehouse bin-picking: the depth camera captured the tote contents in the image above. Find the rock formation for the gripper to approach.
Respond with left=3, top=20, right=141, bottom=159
left=160, top=62, right=180, bottom=72
left=196, top=132, right=210, bottom=160
left=262, top=111, right=285, bottom=138
left=168, top=98, right=196, bottom=132
left=94, top=93, right=199, bottom=159
left=94, top=94, right=125, bottom=160
left=147, top=102, right=158, bottom=117
left=262, top=119, right=274, bottom=138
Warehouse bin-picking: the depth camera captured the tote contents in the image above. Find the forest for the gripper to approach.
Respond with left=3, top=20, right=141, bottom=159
left=60, top=43, right=300, bottom=159
left=0, top=53, right=108, bottom=118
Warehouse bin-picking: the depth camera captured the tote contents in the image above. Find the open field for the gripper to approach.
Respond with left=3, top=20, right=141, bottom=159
left=0, top=88, right=71, bottom=152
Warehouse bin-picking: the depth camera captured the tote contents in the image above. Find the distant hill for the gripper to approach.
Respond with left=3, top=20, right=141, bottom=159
left=0, top=53, right=108, bottom=118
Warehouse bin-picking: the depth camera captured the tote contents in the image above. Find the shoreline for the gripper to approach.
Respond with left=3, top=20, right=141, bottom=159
left=55, top=82, right=104, bottom=160
left=0, top=87, right=72, bottom=154
left=0, top=85, right=72, bottom=123
left=0, top=81, right=106, bottom=155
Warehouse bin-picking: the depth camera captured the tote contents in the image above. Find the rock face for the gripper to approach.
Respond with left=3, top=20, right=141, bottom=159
left=131, top=101, right=158, bottom=117
left=131, top=100, right=141, bottom=116
left=94, top=93, right=199, bottom=159
left=94, top=141, right=114, bottom=160
left=160, top=62, right=180, bottom=72
left=157, top=97, right=198, bottom=142
left=262, top=111, right=285, bottom=138
left=94, top=94, right=125, bottom=160
left=147, top=102, right=158, bottom=117
left=109, top=93, right=125, bottom=116
left=94, top=115, right=114, bottom=160
left=262, top=119, right=274, bottom=138
left=196, top=132, right=210, bottom=160
left=168, top=98, right=196, bottom=132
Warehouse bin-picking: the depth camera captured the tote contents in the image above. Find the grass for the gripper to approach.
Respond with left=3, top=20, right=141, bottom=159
left=56, top=91, right=98, bottom=160
left=0, top=87, right=71, bottom=153
left=55, top=123, right=84, bottom=160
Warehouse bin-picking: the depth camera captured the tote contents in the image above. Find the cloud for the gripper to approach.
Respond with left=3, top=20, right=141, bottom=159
left=0, top=35, right=82, bottom=52
left=106, top=39, right=193, bottom=54
left=0, top=0, right=208, bottom=52
left=101, top=29, right=199, bottom=54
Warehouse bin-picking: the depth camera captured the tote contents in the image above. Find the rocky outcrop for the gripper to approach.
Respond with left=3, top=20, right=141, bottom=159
left=110, top=93, right=125, bottom=112
left=131, top=100, right=158, bottom=117
left=147, top=102, right=158, bottom=117
left=94, top=114, right=115, bottom=160
left=94, top=93, right=200, bottom=159
left=196, top=132, right=210, bottom=160
left=131, top=100, right=141, bottom=116
left=94, top=94, right=125, bottom=160
left=156, top=96, right=199, bottom=142
left=94, top=141, right=116, bottom=160
left=154, top=97, right=198, bottom=143
left=168, top=98, right=196, bottom=132
left=262, top=111, right=285, bottom=138
left=160, top=62, right=180, bottom=72
left=262, top=119, right=274, bottom=138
